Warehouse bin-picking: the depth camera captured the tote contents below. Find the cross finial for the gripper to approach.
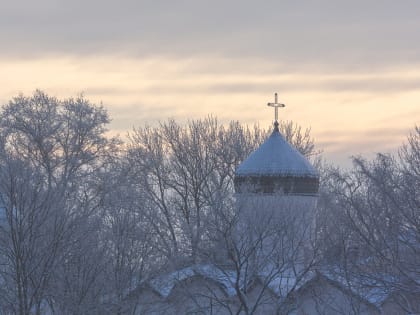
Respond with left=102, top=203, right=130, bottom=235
left=267, top=93, right=285, bottom=130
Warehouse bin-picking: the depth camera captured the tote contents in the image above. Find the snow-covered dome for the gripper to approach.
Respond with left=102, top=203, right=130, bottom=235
left=234, top=124, right=319, bottom=195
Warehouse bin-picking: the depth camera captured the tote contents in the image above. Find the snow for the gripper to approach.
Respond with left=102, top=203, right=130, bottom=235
left=265, top=271, right=305, bottom=297
left=149, top=264, right=242, bottom=297
left=149, top=267, right=195, bottom=297
left=194, top=264, right=238, bottom=296
left=236, top=129, right=318, bottom=178
left=147, top=262, right=398, bottom=311
left=320, top=267, right=391, bottom=307
left=148, top=264, right=314, bottom=299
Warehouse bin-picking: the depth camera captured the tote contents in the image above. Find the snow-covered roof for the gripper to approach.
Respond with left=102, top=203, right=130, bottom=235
left=143, top=263, right=386, bottom=311
left=236, top=128, right=319, bottom=178
left=319, top=266, right=391, bottom=307
left=149, top=267, right=196, bottom=297
left=147, top=264, right=313, bottom=299
left=149, top=265, right=239, bottom=297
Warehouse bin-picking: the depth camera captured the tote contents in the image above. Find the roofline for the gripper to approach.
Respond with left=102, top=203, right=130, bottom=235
left=235, top=173, right=320, bottom=178
left=234, top=192, right=319, bottom=197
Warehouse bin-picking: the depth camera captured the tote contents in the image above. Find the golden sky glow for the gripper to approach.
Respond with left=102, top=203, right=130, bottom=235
left=1, top=55, right=418, bottom=166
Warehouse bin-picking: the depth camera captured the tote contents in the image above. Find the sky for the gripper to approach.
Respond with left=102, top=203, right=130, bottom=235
left=1, top=0, right=419, bottom=167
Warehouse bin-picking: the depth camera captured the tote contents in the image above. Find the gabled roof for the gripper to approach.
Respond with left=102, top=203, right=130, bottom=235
left=148, top=265, right=239, bottom=298
left=141, top=263, right=382, bottom=311
left=235, top=128, right=319, bottom=178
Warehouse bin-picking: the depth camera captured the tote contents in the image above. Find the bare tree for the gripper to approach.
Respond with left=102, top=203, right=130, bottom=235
left=318, top=126, right=420, bottom=313
left=178, top=192, right=320, bottom=315
left=96, top=155, right=162, bottom=315
left=0, top=94, right=319, bottom=314
left=0, top=90, right=112, bottom=315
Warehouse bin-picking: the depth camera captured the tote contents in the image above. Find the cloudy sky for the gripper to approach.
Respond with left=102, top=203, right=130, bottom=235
left=1, top=0, right=419, bottom=166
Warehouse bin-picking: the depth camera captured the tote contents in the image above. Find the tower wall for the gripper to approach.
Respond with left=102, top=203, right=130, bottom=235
left=235, top=193, right=318, bottom=233
left=234, top=192, right=319, bottom=271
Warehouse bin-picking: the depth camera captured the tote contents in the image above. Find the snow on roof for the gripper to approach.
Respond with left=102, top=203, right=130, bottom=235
left=149, top=265, right=239, bottom=298
left=149, top=267, right=196, bottom=297
left=236, top=129, right=319, bottom=178
left=320, top=267, right=391, bottom=307
left=146, top=263, right=391, bottom=309
left=265, top=270, right=301, bottom=297
left=148, top=264, right=312, bottom=299
left=194, top=264, right=238, bottom=296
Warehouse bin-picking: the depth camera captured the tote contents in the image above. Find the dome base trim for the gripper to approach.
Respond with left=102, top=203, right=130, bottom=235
left=234, top=175, right=319, bottom=195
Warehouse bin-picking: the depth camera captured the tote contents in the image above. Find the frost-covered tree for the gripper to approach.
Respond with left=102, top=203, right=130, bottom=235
left=0, top=90, right=112, bottom=315
left=318, top=126, right=420, bottom=313
left=205, top=199, right=320, bottom=315
left=96, top=155, right=161, bottom=315
left=0, top=91, right=321, bottom=314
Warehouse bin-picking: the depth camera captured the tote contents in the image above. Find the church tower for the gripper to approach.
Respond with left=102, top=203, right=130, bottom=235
left=234, top=94, right=320, bottom=236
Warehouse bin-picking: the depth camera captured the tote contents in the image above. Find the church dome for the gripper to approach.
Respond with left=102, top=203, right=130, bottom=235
left=236, top=127, right=318, bottom=178
left=234, top=94, right=319, bottom=195
left=234, top=126, right=319, bottom=195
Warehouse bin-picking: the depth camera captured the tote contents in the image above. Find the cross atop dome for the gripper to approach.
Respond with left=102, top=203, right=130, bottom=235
left=267, top=93, right=285, bottom=131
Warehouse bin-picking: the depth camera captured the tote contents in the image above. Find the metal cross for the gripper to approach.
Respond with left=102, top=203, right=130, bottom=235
left=267, top=93, right=285, bottom=122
